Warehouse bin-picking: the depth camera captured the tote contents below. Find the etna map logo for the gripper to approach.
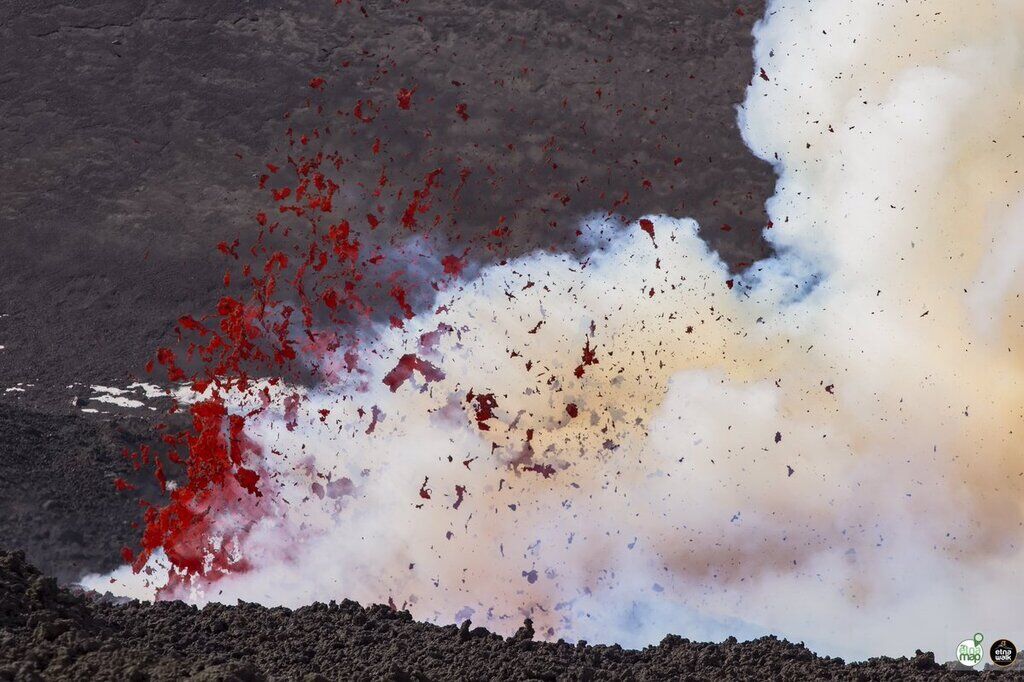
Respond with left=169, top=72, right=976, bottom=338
left=957, top=633, right=984, bottom=667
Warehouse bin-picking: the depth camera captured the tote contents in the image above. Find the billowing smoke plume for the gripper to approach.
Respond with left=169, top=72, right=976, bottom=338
left=87, top=0, right=1024, bottom=661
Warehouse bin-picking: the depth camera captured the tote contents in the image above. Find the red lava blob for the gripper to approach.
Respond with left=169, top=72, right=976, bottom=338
left=132, top=398, right=264, bottom=587
left=639, top=218, right=656, bottom=244
left=441, top=254, right=466, bottom=277
left=382, top=354, right=446, bottom=392
left=396, top=87, right=415, bottom=110
left=466, top=391, right=499, bottom=431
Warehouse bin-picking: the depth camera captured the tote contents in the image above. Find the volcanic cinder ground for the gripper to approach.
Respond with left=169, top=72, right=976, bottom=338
left=0, top=1, right=1015, bottom=679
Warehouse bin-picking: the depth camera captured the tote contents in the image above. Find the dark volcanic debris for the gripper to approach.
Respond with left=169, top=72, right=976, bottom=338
left=0, top=550, right=994, bottom=681
left=0, top=404, right=161, bottom=584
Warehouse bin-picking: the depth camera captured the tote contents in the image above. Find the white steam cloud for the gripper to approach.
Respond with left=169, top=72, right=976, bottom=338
left=87, top=0, right=1024, bottom=662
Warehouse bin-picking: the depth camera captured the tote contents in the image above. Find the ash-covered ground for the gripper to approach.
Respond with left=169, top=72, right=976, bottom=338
left=0, top=0, right=998, bottom=678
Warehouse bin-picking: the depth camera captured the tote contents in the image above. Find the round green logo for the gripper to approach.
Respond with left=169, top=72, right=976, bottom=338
left=957, top=633, right=984, bottom=667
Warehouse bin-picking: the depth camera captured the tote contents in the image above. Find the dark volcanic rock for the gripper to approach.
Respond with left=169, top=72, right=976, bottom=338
left=0, top=404, right=162, bottom=584
left=1, top=550, right=1008, bottom=681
